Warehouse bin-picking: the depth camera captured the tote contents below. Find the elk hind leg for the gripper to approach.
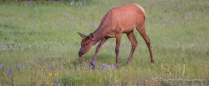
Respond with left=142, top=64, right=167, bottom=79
left=136, top=25, right=154, bottom=63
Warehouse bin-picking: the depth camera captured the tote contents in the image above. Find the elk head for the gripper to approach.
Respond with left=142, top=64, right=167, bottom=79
left=78, top=32, right=95, bottom=57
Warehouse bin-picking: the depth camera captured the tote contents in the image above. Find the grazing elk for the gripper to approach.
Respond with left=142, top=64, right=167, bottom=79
left=78, top=4, right=154, bottom=69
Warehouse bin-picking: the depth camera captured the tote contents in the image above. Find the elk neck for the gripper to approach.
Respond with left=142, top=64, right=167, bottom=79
left=91, top=10, right=110, bottom=45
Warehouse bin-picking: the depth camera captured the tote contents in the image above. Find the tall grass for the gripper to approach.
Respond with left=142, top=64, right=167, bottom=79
left=0, top=0, right=209, bottom=85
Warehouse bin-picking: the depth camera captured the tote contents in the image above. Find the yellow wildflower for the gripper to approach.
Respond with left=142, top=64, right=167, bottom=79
left=54, top=73, right=58, bottom=76
left=49, top=72, right=52, bottom=76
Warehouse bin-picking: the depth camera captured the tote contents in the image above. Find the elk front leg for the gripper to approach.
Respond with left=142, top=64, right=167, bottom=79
left=126, top=31, right=138, bottom=64
left=115, top=35, right=121, bottom=67
left=91, top=38, right=107, bottom=69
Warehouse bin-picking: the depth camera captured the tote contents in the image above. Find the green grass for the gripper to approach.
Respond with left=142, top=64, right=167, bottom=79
left=0, top=0, right=209, bottom=85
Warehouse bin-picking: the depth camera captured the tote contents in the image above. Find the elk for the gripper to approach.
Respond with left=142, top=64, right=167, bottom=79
left=78, top=4, right=154, bottom=69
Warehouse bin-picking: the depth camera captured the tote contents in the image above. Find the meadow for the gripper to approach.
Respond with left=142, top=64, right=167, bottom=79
left=0, top=0, right=209, bottom=85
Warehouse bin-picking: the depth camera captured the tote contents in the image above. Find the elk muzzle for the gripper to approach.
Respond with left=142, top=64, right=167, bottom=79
left=78, top=51, right=83, bottom=57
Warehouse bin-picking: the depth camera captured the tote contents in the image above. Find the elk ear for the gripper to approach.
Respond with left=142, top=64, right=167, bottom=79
left=78, top=32, right=86, bottom=38
left=89, top=33, right=94, bottom=40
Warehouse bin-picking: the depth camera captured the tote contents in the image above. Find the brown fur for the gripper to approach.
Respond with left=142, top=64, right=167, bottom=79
left=78, top=4, right=154, bottom=69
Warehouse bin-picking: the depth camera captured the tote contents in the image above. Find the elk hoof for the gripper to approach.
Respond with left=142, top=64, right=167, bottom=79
left=90, top=64, right=95, bottom=69
left=90, top=61, right=96, bottom=69
left=115, top=63, right=119, bottom=68
left=151, top=60, right=155, bottom=64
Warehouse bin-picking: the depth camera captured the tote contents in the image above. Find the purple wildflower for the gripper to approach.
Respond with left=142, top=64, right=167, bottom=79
left=115, top=63, right=118, bottom=68
left=15, top=64, right=18, bottom=67
left=101, top=63, right=116, bottom=70
left=7, top=70, right=12, bottom=75
left=101, top=63, right=111, bottom=70
left=90, top=65, right=94, bottom=69
left=183, top=18, right=186, bottom=23
left=162, top=18, right=166, bottom=26
left=91, top=61, right=96, bottom=65
left=48, top=65, right=52, bottom=71
left=30, top=25, right=35, bottom=29
left=56, top=79, right=61, bottom=86
left=172, top=21, right=175, bottom=24
left=0, top=64, right=3, bottom=68
left=18, top=64, right=23, bottom=68
left=15, top=64, right=23, bottom=68
left=162, top=18, right=165, bottom=23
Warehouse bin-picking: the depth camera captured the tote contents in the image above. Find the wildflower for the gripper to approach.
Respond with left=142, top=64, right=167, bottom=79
left=189, top=44, right=194, bottom=48
left=15, top=64, right=18, bottom=68
left=183, top=18, right=186, bottom=23
left=54, top=73, right=58, bottom=76
left=7, top=70, right=12, bottom=75
left=49, top=72, right=52, bottom=76
left=56, top=79, right=61, bottom=86
left=90, top=65, right=94, bottom=69
left=43, top=67, right=46, bottom=71
left=70, top=1, right=74, bottom=5
left=101, top=63, right=109, bottom=69
left=30, top=68, right=33, bottom=71
left=52, top=61, right=55, bottom=65
left=48, top=65, right=52, bottom=71
left=15, top=64, right=23, bottom=68
left=45, top=78, right=48, bottom=81
left=19, top=64, right=23, bottom=68
left=30, top=25, right=35, bottom=29
left=90, top=61, right=96, bottom=69
left=162, top=18, right=165, bottom=23
left=172, top=21, right=175, bottom=24
left=0, top=64, right=3, bottom=68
